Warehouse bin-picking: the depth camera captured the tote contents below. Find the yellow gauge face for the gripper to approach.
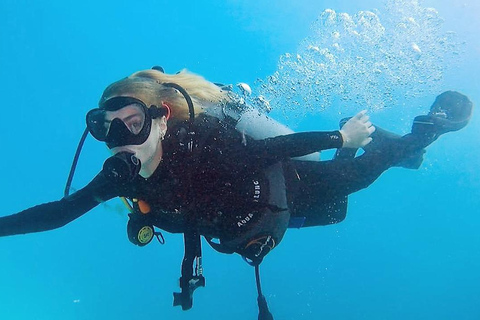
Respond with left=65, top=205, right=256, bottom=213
left=138, top=226, right=154, bottom=244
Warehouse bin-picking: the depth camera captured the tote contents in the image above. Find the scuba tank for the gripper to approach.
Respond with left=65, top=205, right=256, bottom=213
left=204, top=83, right=321, bottom=162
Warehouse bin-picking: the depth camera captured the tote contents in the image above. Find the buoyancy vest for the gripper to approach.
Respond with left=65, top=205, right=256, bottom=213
left=127, top=114, right=291, bottom=260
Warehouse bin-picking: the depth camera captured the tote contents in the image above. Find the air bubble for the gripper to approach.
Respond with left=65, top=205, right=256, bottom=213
left=252, top=0, right=464, bottom=116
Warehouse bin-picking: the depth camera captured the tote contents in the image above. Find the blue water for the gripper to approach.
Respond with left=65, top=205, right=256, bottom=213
left=1, top=0, right=479, bottom=319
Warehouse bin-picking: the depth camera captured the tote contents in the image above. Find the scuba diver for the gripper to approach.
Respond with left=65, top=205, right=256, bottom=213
left=0, top=67, right=473, bottom=320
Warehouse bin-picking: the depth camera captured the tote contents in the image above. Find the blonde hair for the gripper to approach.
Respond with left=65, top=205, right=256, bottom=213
left=135, top=69, right=232, bottom=121
left=100, top=69, right=232, bottom=123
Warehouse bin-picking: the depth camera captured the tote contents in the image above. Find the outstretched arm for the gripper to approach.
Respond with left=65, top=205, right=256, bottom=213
left=0, top=173, right=117, bottom=237
left=244, top=111, right=375, bottom=160
left=245, top=130, right=344, bottom=159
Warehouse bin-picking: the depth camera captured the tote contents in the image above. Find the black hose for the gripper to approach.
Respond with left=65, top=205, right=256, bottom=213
left=64, top=128, right=89, bottom=197
left=255, top=264, right=274, bottom=320
left=163, top=82, right=195, bottom=122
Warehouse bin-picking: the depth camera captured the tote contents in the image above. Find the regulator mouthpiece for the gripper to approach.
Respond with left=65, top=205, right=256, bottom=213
left=103, top=151, right=141, bottom=184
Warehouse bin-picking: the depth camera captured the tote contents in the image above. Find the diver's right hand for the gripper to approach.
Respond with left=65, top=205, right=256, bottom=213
left=339, top=110, right=376, bottom=148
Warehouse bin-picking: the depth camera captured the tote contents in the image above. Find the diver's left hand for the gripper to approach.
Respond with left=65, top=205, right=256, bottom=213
left=339, top=110, right=376, bottom=148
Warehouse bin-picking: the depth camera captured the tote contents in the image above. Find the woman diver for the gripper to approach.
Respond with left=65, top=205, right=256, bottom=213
left=0, top=68, right=473, bottom=320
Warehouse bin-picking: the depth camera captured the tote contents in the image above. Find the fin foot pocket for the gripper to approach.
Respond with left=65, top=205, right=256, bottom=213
left=412, top=91, right=473, bottom=136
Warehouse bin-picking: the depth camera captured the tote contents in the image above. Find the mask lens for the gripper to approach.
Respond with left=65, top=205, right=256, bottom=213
left=86, top=109, right=109, bottom=141
left=118, top=104, right=146, bottom=135
left=87, top=104, right=147, bottom=142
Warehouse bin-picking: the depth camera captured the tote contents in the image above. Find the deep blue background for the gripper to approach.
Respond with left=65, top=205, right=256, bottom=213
left=0, top=0, right=479, bottom=319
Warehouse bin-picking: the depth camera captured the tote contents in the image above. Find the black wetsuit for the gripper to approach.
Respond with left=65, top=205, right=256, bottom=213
left=0, top=114, right=416, bottom=259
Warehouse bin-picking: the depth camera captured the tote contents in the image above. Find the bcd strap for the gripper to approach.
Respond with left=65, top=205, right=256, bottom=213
left=173, top=231, right=205, bottom=310
left=167, top=83, right=205, bottom=310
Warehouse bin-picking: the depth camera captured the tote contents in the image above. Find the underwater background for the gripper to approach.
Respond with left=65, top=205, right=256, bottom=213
left=1, top=0, right=479, bottom=319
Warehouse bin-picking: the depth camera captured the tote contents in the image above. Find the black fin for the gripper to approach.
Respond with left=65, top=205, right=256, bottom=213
left=413, top=91, right=473, bottom=136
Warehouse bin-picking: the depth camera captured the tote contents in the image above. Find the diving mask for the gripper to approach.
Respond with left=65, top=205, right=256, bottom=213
left=86, top=96, right=168, bottom=149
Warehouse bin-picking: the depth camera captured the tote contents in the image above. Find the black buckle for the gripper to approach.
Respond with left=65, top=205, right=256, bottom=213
left=173, top=275, right=206, bottom=310
left=173, top=232, right=204, bottom=310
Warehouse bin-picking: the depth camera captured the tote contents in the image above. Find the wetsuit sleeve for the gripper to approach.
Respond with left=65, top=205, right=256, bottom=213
left=244, top=131, right=344, bottom=160
left=0, top=172, right=118, bottom=237
left=191, top=115, right=344, bottom=160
